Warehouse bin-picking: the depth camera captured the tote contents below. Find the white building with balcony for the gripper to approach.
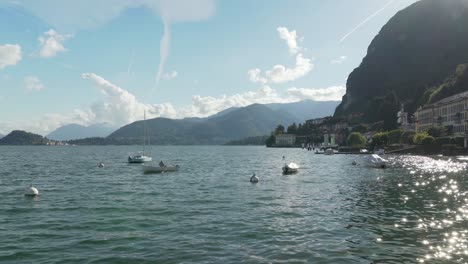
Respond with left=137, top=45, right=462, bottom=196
left=415, top=91, right=468, bottom=147
left=275, top=134, right=296, bottom=146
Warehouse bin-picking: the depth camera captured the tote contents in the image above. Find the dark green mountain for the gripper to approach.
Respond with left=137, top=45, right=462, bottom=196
left=335, top=0, right=468, bottom=129
left=108, top=104, right=296, bottom=145
left=0, top=130, right=48, bottom=145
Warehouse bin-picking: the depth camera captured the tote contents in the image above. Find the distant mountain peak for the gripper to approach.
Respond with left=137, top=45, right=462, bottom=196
left=47, top=123, right=116, bottom=141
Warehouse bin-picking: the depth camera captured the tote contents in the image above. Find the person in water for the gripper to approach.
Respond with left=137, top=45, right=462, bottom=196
left=159, top=160, right=166, bottom=167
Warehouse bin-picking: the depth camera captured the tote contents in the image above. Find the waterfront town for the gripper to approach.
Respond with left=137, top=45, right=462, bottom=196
left=271, top=90, right=468, bottom=154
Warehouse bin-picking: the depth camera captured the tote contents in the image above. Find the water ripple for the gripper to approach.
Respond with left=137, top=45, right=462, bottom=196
left=0, top=146, right=467, bottom=263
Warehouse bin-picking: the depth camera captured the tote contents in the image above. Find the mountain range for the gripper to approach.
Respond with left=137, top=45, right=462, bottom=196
left=335, top=0, right=468, bottom=129
left=109, top=103, right=309, bottom=145
left=49, top=100, right=339, bottom=142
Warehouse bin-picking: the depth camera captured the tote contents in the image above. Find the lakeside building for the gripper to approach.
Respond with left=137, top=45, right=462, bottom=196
left=415, top=91, right=468, bottom=147
left=275, top=134, right=296, bottom=146
left=397, top=105, right=416, bottom=131
left=305, top=116, right=332, bottom=126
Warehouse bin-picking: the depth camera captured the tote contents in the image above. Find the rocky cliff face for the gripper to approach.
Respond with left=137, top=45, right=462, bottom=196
left=335, top=0, right=468, bottom=129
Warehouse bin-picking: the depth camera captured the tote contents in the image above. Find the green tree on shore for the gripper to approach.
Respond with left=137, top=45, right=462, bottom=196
left=274, top=125, right=285, bottom=135
left=371, top=132, right=388, bottom=147
left=347, top=132, right=366, bottom=148
left=387, top=129, right=403, bottom=145
left=287, top=123, right=298, bottom=134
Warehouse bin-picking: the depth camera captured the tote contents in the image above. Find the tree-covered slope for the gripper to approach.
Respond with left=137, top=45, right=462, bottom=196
left=108, top=104, right=296, bottom=144
left=335, top=0, right=468, bottom=128
left=0, top=130, right=48, bottom=145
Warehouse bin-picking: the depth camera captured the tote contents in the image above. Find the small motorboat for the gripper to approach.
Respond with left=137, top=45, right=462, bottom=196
left=142, top=164, right=180, bottom=173
left=374, top=149, right=385, bottom=155
left=282, top=163, right=299, bottom=174
left=128, top=155, right=152, bottom=163
left=324, top=148, right=335, bottom=155
left=366, top=154, right=387, bottom=169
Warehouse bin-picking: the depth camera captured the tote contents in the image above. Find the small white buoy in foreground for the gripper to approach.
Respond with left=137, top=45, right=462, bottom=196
left=25, top=187, right=39, bottom=197
left=98, top=162, right=104, bottom=167
left=352, top=160, right=357, bottom=165
left=250, top=173, right=259, bottom=183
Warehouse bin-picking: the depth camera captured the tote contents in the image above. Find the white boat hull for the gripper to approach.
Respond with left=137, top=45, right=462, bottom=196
left=128, top=155, right=152, bottom=163
left=365, top=154, right=387, bottom=169
left=143, top=165, right=179, bottom=173
left=282, top=163, right=299, bottom=174
left=324, top=149, right=335, bottom=155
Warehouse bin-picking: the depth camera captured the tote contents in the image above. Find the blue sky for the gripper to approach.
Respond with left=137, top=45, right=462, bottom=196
left=0, top=0, right=419, bottom=135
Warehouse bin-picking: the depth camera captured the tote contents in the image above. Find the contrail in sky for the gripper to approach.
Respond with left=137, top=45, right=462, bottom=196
left=127, top=48, right=135, bottom=75
left=339, top=0, right=396, bottom=44
left=155, top=18, right=170, bottom=88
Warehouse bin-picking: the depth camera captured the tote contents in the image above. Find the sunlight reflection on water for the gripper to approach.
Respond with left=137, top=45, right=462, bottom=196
left=388, top=155, right=468, bottom=263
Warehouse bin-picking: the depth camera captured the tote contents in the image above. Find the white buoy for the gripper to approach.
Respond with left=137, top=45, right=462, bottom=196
left=98, top=162, right=104, bottom=167
left=250, top=173, right=259, bottom=183
left=25, top=187, right=39, bottom=197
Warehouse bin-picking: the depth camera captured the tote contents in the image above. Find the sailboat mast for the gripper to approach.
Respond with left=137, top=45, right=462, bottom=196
left=143, top=111, right=146, bottom=154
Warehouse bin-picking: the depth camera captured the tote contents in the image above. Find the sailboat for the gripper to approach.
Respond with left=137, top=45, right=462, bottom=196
left=128, top=111, right=152, bottom=163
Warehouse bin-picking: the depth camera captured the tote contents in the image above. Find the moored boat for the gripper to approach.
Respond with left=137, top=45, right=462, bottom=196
left=128, top=111, right=152, bottom=164
left=282, top=162, right=299, bottom=174
left=366, top=154, right=387, bottom=169
left=143, top=164, right=179, bottom=173
left=128, top=154, right=152, bottom=163
left=324, top=148, right=335, bottom=155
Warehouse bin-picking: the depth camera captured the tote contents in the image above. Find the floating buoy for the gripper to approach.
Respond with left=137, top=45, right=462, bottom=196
left=352, top=160, right=357, bottom=165
left=98, top=162, right=104, bottom=167
left=250, top=173, right=259, bottom=183
left=25, top=187, right=39, bottom=197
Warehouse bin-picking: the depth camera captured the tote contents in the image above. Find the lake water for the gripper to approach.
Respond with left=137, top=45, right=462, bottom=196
left=0, top=146, right=467, bottom=263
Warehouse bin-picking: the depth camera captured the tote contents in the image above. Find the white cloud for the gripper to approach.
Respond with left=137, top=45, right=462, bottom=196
left=0, top=68, right=343, bottom=135
left=0, top=44, right=22, bottom=69
left=265, top=54, right=313, bottom=84
left=331, top=56, right=347, bottom=65
left=24, top=76, right=44, bottom=92
left=162, top=70, right=178, bottom=80
left=248, top=27, right=313, bottom=84
left=179, top=85, right=284, bottom=117
left=287, top=86, right=346, bottom=101
left=248, top=68, right=267, bottom=84
left=0, top=112, right=78, bottom=136
left=38, top=29, right=73, bottom=58
left=179, top=85, right=344, bottom=118
left=81, top=73, right=177, bottom=126
left=277, top=27, right=300, bottom=55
